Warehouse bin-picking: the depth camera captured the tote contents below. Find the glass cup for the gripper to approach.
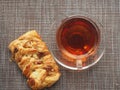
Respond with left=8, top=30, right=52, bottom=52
left=47, top=13, right=105, bottom=70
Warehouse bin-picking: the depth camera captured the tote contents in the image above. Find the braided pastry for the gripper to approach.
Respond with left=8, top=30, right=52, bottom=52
left=8, top=30, right=61, bottom=90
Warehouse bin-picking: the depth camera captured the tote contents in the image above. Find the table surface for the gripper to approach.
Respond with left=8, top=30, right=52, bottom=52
left=0, top=0, right=120, bottom=90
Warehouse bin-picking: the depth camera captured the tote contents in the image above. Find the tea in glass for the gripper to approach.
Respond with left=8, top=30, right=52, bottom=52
left=56, top=17, right=100, bottom=63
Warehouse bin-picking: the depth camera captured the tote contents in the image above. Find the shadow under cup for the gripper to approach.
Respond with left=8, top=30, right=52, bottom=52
left=48, top=15, right=105, bottom=70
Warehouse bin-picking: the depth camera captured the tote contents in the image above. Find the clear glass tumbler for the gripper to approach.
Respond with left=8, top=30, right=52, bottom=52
left=47, top=13, right=105, bottom=70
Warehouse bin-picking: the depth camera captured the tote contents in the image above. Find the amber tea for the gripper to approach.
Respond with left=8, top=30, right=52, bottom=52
left=56, top=17, right=100, bottom=61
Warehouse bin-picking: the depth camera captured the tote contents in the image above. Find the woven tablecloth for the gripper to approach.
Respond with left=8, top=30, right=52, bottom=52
left=0, top=0, right=120, bottom=90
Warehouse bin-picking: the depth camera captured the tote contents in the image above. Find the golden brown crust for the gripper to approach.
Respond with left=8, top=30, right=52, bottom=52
left=8, top=30, right=61, bottom=90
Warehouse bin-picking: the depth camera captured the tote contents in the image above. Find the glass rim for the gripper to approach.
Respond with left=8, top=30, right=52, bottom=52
left=56, top=15, right=101, bottom=59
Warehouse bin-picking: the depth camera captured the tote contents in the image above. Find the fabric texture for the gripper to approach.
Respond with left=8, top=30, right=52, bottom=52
left=0, top=0, right=120, bottom=90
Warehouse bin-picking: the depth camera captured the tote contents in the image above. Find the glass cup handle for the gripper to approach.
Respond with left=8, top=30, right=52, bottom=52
left=76, top=57, right=87, bottom=70
left=76, top=59, right=83, bottom=70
